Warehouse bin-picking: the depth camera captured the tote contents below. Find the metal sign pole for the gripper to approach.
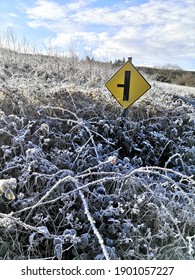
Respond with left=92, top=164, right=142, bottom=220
left=122, top=57, right=132, bottom=119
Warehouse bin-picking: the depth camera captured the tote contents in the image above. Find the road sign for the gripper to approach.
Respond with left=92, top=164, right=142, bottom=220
left=105, top=61, right=151, bottom=109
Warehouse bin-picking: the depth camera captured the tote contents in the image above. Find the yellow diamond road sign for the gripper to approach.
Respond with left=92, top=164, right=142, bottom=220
left=105, top=61, right=151, bottom=109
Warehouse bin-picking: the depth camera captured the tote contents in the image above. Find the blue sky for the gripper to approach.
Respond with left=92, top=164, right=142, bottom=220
left=0, top=0, right=195, bottom=70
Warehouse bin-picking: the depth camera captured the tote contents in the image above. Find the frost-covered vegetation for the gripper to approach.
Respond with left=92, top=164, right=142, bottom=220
left=0, top=47, right=195, bottom=260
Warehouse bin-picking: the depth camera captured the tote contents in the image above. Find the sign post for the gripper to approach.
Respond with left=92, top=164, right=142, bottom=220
left=105, top=57, right=151, bottom=118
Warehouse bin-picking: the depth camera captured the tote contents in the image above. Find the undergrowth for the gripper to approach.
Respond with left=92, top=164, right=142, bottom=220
left=0, top=48, right=195, bottom=260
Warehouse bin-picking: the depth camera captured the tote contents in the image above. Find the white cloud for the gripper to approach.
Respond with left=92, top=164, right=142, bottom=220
left=23, top=0, right=195, bottom=69
left=90, top=0, right=195, bottom=67
left=66, top=0, right=95, bottom=11
left=25, top=0, right=66, bottom=20
left=7, top=13, right=19, bottom=18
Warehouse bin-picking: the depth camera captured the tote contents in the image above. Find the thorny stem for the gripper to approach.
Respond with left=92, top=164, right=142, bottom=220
left=12, top=175, right=111, bottom=260
left=16, top=174, right=118, bottom=215
left=24, top=175, right=73, bottom=222
left=74, top=179, right=110, bottom=260
left=38, top=105, right=79, bottom=120
left=10, top=165, right=195, bottom=218
left=0, top=212, right=53, bottom=237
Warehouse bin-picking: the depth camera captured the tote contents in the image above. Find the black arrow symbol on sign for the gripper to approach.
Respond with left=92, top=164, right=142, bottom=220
left=117, top=71, right=131, bottom=101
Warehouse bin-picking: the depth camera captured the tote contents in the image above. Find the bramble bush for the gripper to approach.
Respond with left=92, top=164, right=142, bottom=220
left=0, top=47, right=195, bottom=260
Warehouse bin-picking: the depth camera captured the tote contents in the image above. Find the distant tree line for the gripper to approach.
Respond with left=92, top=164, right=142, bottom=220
left=112, top=58, right=126, bottom=67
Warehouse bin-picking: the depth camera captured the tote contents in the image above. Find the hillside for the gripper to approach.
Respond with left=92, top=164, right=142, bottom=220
left=138, top=66, right=195, bottom=87
left=0, top=48, right=195, bottom=260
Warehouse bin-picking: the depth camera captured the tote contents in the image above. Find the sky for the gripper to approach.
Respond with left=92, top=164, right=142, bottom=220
left=0, top=0, right=195, bottom=70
